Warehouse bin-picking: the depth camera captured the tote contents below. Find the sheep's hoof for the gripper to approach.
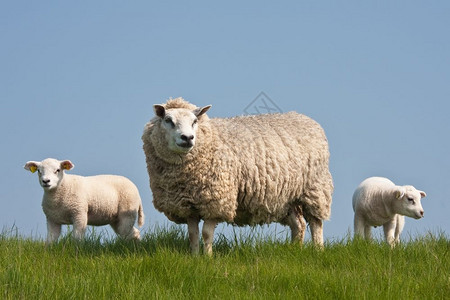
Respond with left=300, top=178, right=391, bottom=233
left=204, top=244, right=213, bottom=256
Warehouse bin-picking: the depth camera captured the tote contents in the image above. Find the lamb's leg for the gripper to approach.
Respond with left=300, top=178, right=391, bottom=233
left=46, top=219, right=61, bottom=244
left=112, top=212, right=141, bottom=240
left=354, top=215, right=367, bottom=239
left=286, top=207, right=306, bottom=245
left=72, top=215, right=88, bottom=241
left=383, top=219, right=397, bottom=247
left=202, top=219, right=217, bottom=256
left=364, top=225, right=372, bottom=241
left=187, top=217, right=200, bottom=255
left=394, top=215, right=405, bottom=244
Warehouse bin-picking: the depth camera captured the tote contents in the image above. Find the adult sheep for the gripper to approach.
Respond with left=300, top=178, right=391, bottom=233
left=142, top=98, right=333, bottom=254
left=24, top=158, right=145, bottom=243
left=352, top=177, right=426, bottom=246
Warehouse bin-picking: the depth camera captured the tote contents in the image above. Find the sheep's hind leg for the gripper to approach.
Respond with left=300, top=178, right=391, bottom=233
left=354, top=214, right=366, bottom=239
left=202, top=219, right=217, bottom=256
left=364, top=225, right=372, bottom=241
left=187, top=217, right=200, bottom=255
left=112, top=212, right=140, bottom=240
left=302, top=208, right=324, bottom=248
left=286, top=206, right=306, bottom=245
left=308, top=216, right=324, bottom=248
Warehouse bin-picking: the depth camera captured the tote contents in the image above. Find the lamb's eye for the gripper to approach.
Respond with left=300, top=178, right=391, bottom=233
left=407, top=197, right=415, bottom=203
left=55, top=169, right=60, bottom=174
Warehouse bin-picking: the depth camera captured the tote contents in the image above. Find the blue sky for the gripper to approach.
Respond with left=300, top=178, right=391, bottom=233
left=1, top=2, right=449, bottom=241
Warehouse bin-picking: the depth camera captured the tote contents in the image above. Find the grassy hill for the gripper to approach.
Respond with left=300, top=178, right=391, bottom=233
left=1, top=226, right=448, bottom=299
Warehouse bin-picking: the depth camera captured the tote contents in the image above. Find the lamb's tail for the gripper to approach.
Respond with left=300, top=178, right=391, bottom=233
left=138, top=203, right=145, bottom=227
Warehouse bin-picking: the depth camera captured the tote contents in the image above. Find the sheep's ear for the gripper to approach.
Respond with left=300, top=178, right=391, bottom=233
left=394, top=188, right=405, bottom=199
left=154, top=105, right=166, bottom=118
left=60, top=160, right=74, bottom=171
left=419, top=191, right=427, bottom=198
left=24, top=161, right=39, bottom=173
left=194, top=105, right=212, bottom=117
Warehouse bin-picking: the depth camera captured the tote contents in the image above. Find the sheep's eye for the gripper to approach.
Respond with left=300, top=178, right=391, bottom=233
left=407, top=197, right=415, bottom=203
left=164, top=118, right=174, bottom=127
left=192, top=119, right=198, bottom=126
left=55, top=169, right=60, bottom=174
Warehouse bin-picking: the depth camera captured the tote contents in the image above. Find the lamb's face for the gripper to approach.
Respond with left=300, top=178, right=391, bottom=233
left=154, top=104, right=211, bottom=154
left=394, top=186, right=426, bottom=219
left=24, top=158, right=74, bottom=191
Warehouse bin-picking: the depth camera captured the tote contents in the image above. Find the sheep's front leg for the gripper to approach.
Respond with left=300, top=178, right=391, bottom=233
left=46, top=219, right=61, bottom=244
left=187, top=217, right=200, bottom=254
left=202, top=219, right=217, bottom=256
left=394, top=215, right=405, bottom=244
left=383, top=218, right=397, bottom=247
left=72, top=214, right=88, bottom=241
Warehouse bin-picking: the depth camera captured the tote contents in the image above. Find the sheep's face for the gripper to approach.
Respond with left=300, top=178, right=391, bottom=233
left=24, top=158, right=74, bottom=191
left=394, top=186, right=426, bottom=219
left=154, top=104, right=211, bottom=154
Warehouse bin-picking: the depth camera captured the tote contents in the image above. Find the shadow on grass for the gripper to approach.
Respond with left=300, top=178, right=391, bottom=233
left=44, top=224, right=192, bottom=257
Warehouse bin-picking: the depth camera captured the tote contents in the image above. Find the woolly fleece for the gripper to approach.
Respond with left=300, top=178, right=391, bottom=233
left=25, top=158, right=145, bottom=242
left=142, top=98, right=333, bottom=227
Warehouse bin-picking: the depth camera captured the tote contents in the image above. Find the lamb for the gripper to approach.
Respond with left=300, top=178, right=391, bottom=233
left=24, top=158, right=145, bottom=243
left=142, top=98, right=333, bottom=254
left=352, top=176, right=426, bottom=246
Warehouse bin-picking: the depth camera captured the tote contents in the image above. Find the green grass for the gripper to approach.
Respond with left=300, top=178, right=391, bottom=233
left=1, top=226, right=449, bottom=299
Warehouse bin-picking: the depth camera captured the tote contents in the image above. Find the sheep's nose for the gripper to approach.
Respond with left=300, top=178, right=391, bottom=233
left=181, top=134, right=194, bottom=141
left=42, top=179, right=50, bottom=184
left=420, top=210, right=424, bottom=217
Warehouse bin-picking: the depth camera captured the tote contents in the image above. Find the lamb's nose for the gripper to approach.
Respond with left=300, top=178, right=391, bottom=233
left=420, top=210, right=424, bottom=217
left=181, top=134, right=194, bottom=141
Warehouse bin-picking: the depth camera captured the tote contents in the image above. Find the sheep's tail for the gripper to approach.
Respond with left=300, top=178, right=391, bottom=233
left=138, top=203, right=145, bottom=227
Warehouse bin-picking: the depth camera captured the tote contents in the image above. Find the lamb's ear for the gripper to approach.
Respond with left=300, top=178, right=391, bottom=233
left=24, top=161, right=39, bottom=173
left=154, top=105, right=166, bottom=118
left=394, top=187, right=405, bottom=199
left=60, top=160, right=74, bottom=171
left=419, top=190, right=427, bottom=198
left=194, top=105, right=212, bottom=117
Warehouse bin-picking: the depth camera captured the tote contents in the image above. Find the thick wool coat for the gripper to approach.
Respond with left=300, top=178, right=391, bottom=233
left=142, top=99, right=333, bottom=226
